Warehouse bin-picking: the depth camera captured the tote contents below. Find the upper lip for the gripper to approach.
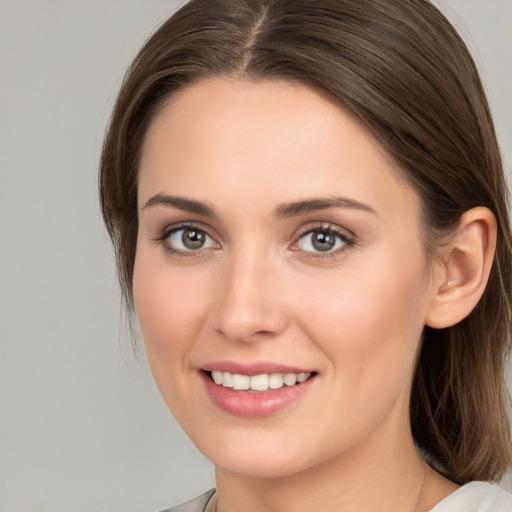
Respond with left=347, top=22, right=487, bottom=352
left=200, top=361, right=315, bottom=376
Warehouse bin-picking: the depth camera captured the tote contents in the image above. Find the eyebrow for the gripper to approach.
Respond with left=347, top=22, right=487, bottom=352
left=275, top=197, right=377, bottom=219
left=142, top=193, right=377, bottom=219
left=142, top=193, right=216, bottom=217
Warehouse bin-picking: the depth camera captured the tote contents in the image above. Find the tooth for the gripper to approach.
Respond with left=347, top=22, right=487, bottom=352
left=232, top=373, right=250, bottom=390
left=213, top=370, right=310, bottom=390
left=283, top=373, right=297, bottom=386
left=297, top=372, right=310, bottom=383
left=269, top=373, right=284, bottom=389
left=222, top=372, right=233, bottom=388
left=250, top=374, right=269, bottom=391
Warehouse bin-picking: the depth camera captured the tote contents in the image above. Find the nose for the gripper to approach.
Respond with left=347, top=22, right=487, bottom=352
left=210, top=250, right=288, bottom=344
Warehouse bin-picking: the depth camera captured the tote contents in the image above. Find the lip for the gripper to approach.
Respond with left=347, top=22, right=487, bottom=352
left=201, top=361, right=313, bottom=376
left=199, top=363, right=317, bottom=418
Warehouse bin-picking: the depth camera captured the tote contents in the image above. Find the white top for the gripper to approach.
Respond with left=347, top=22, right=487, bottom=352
left=163, top=482, right=512, bottom=512
left=429, top=481, right=512, bottom=511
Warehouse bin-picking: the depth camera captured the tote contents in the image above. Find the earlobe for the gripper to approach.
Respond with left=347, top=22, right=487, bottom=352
left=425, top=207, right=497, bottom=329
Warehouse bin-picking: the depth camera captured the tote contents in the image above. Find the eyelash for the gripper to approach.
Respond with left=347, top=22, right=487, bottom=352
left=154, top=222, right=355, bottom=259
left=291, top=224, right=355, bottom=258
left=154, top=222, right=218, bottom=258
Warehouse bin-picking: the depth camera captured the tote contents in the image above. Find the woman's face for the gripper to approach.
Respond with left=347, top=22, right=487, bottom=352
left=134, top=78, right=441, bottom=478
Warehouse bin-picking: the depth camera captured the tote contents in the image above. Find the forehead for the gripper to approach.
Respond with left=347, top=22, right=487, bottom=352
left=141, top=77, right=391, bottom=167
left=138, top=77, right=419, bottom=220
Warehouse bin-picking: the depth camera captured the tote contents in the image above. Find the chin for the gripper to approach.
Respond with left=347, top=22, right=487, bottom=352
left=214, top=452, right=310, bottom=480
left=189, top=426, right=320, bottom=480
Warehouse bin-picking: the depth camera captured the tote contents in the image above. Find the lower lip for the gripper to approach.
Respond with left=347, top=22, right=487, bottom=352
left=200, top=372, right=316, bottom=418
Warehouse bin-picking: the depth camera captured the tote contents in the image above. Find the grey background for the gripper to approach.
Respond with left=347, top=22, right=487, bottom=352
left=0, top=1, right=510, bottom=511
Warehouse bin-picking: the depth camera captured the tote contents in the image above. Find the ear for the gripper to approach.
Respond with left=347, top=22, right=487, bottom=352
left=425, top=207, right=497, bottom=329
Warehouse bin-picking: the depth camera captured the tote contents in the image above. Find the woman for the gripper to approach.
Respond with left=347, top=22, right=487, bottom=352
left=99, top=0, right=512, bottom=510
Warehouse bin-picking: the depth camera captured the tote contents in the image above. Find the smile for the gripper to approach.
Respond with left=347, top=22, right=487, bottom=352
left=210, top=371, right=312, bottom=391
left=201, top=367, right=317, bottom=418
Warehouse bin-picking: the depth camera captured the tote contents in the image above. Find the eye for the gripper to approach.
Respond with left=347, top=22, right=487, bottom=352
left=294, top=226, right=353, bottom=254
left=159, top=225, right=219, bottom=254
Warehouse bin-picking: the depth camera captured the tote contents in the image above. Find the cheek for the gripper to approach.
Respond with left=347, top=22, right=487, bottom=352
left=296, top=253, right=428, bottom=393
left=132, top=249, right=209, bottom=388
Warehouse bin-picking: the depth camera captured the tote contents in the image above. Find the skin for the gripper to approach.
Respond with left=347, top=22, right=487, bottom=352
left=134, top=77, right=463, bottom=511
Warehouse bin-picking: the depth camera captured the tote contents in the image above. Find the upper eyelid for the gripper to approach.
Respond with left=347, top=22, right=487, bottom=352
left=157, top=221, right=217, bottom=240
left=293, top=222, right=356, bottom=241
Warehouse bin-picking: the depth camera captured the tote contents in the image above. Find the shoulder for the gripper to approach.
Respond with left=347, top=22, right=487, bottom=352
left=158, top=489, right=216, bottom=512
left=430, top=481, right=512, bottom=512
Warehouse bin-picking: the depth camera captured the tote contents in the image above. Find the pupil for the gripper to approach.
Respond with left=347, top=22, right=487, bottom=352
left=182, top=229, right=205, bottom=249
left=312, top=231, right=335, bottom=252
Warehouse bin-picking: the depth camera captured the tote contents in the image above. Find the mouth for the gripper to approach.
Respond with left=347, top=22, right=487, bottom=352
left=200, top=367, right=317, bottom=417
left=206, top=370, right=314, bottom=392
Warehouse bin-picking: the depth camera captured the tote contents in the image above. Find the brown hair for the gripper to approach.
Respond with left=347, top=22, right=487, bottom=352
left=99, top=0, right=512, bottom=483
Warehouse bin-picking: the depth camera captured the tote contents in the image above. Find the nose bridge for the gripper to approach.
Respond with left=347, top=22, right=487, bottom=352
left=212, top=243, right=287, bottom=342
